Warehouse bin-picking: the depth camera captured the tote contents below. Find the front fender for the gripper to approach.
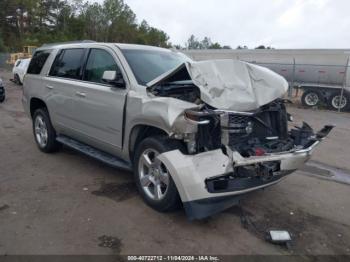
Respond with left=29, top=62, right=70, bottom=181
left=122, top=92, right=198, bottom=159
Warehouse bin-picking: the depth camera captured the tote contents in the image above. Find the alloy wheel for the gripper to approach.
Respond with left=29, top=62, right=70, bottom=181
left=34, top=115, right=48, bottom=148
left=138, top=148, right=170, bottom=201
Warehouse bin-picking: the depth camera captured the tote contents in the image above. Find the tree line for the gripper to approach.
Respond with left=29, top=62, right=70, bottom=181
left=0, top=0, right=170, bottom=51
left=176, top=35, right=274, bottom=50
left=0, top=0, right=273, bottom=52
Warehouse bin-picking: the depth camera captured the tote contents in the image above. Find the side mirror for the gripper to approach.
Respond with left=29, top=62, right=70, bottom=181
left=102, top=70, right=125, bottom=88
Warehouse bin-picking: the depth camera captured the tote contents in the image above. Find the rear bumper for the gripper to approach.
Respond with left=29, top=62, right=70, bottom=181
left=157, top=125, right=333, bottom=220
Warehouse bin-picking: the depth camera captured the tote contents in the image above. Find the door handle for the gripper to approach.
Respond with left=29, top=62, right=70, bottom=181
left=75, top=91, right=86, bottom=98
left=45, top=85, right=54, bottom=90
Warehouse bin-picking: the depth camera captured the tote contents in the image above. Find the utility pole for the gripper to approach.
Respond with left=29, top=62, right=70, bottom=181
left=339, top=57, right=349, bottom=112
left=289, top=58, right=296, bottom=98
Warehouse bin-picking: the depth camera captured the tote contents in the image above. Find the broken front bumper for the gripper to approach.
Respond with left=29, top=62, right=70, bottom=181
left=157, top=125, right=334, bottom=220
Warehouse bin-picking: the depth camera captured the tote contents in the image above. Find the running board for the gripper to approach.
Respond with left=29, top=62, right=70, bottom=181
left=56, top=135, right=132, bottom=171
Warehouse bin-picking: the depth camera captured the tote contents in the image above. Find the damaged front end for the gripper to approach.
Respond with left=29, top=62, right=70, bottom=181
left=184, top=100, right=334, bottom=193
left=147, top=60, right=334, bottom=220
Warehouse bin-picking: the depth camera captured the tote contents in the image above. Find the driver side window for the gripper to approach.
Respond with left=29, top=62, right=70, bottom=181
left=83, top=49, right=121, bottom=84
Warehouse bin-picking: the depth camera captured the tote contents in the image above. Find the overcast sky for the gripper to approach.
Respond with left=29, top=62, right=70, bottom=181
left=98, top=0, right=350, bottom=48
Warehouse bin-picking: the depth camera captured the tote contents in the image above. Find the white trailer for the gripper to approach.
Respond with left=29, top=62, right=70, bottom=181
left=182, top=49, right=350, bottom=111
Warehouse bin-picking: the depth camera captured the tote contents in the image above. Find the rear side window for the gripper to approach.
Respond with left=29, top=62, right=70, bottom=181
left=49, top=49, right=85, bottom=79
left=27, top=50, right=51, bottom=75
left=83, top=49, right=120, bottom=84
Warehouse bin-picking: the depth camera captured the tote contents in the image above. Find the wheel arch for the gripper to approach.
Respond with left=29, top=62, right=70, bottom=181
left=30, top=97, right=47, bottom=118
left=128, top=124, right=169, bottom=163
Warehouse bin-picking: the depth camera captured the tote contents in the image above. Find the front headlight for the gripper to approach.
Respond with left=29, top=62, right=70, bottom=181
left=184, top=109, right=222, bottom=125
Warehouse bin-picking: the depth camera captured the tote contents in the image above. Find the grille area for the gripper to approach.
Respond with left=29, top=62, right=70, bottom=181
left=228, top=115, right=253, bottom=132
left=220, top=103, right=288, bottom=148
left=221, top=114, right=254, bottom=146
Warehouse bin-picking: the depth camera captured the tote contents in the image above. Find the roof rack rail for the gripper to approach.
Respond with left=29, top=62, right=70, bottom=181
left=41, top=40, right=96, bottom=47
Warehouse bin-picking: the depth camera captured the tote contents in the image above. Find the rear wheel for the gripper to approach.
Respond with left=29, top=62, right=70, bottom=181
left=14, top=74, right=22, bottom=85
left=328, top=92, right=349, bottom=111
left=301, top=90, right=321, bottom=107
left=32, top=108, right=60, bottom=153
left=0, top=88, right=4, bottom=103
left=133, top=137, right=183, bottom=212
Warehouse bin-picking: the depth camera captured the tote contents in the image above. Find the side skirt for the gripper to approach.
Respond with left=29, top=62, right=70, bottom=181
left=56, top=135, right=132, bottom=171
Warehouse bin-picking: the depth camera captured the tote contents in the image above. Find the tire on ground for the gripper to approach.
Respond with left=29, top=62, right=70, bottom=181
left=301, top=89, right=322, bottom=108
left=328, top=91, right=350, bottom=111
left=32, top=108, right=60, bottom=153
left=133, top=136, right=184, bottom=212
left=14, top=74, right=22, bottom=85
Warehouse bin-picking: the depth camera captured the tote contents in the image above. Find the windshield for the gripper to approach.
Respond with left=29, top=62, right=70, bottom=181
left=121, top=49, right=190, bottom=85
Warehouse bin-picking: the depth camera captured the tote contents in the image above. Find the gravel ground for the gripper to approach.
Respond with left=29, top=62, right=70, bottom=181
left=0, top=68, right=350, bottom=255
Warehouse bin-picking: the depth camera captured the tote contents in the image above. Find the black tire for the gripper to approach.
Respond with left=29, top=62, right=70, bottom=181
left=14, top=74, right=22, bottom=85
left=328, top=91, right=350, bottom=111
left=133, top=136, right=184, bottom=212
left=0, top=87, right=5, bottom=103
left=32, top=108, right=60, bottom=153
left=301, top=89, right=321, bottom=107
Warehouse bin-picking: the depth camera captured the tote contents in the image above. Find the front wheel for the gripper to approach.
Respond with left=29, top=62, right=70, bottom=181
left=133, top=137, right=183, bottom=212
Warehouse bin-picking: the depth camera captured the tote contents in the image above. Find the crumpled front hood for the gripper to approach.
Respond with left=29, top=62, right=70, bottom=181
left=147, top=59, right=288, bottom=111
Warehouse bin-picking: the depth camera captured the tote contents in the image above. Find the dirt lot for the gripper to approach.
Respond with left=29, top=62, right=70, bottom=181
left=1, top=68, right=350, bottom=255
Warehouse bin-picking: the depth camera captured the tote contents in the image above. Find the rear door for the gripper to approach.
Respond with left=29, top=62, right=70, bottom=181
left=45, top=48, right=87, bottom=132
left=71, top=47, right=128, bottom=152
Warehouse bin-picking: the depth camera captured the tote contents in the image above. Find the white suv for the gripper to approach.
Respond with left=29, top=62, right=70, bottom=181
left=22, top=41, right=333, bottom=219
left=12, top=58, right=31, bottom=85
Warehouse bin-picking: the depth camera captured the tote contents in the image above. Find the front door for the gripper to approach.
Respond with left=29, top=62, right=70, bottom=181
left=72, top=48, right=128, bottom=152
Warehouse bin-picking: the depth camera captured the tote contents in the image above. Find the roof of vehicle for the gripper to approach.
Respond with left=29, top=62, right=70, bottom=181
left=14, top=58, right=31, bottom=67
left=20, top=58, right=31, bottom=62
left=38, top=41, right=171, bottom=52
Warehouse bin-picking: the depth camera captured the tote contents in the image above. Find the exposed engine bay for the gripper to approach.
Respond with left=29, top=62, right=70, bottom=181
left=149, top=78, right=311, bottom=155
left=197, top=100, right=297, bottom=154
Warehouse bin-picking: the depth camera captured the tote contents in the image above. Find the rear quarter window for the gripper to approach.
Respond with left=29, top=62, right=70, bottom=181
left=27, top=50, right=52, bottom=75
